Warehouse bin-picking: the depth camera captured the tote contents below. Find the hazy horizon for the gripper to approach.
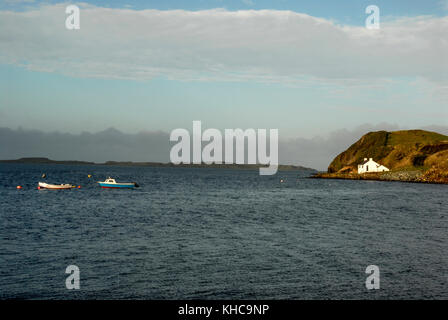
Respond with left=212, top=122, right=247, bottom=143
left=2, top=123, right=447, bottom=170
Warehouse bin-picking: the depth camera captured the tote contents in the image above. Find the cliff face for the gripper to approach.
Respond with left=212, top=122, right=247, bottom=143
left=327, top=130, right=448, bottom=174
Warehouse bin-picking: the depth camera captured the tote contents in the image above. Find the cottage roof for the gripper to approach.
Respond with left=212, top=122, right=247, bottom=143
left=360, top=159, right=370, bottom=165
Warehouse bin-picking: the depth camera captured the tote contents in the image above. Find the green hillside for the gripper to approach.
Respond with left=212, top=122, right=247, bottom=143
left=328, top=129, right=448, bottom=174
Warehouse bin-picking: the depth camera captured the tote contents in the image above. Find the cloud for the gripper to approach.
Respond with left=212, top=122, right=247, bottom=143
left=2, top=124, right=447, bottom=170
left=0, top=4, right=447, bottom=86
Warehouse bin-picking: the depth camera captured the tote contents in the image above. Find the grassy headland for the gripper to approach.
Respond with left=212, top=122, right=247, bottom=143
left=313, top=130, right=448, bottom=184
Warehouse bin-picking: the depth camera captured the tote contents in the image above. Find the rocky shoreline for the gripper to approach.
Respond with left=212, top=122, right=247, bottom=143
left=311, top=169, right=448, bottom=184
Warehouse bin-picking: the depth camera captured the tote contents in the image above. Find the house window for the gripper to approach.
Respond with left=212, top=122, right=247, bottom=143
left=366, top=165, right=368, bottom=171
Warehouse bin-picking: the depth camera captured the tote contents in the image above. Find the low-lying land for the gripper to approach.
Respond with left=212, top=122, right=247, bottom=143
left=0, top=157, right=315, bottom=172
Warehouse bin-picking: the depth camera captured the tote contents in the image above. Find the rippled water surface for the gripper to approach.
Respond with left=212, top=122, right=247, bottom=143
left=0, top=163, right=447, bottom=299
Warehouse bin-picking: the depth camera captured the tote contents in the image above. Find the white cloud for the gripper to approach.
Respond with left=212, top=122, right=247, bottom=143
left=0, top=3, right=447, bottom=85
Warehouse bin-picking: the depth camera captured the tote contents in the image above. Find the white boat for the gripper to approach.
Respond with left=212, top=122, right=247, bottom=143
left=38, top=182, right=75, bottom=190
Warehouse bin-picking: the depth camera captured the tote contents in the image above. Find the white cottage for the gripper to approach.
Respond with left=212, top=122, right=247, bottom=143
left=358, top=158, right=389, bottom=174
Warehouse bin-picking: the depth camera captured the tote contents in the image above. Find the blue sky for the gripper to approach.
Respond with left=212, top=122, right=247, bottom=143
left=0, top=0, right=447, bottom=138
left=2, top=0, right=447, bottom=21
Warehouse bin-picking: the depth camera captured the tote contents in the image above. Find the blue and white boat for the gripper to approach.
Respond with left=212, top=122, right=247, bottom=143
left=98, top=177, right=138, bottom=189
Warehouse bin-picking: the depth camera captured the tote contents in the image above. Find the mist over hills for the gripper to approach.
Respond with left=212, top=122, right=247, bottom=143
left=1, top=124, right=447, bottom=171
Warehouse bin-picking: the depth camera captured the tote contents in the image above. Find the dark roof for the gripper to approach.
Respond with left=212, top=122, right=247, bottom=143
left=360, top=159, right=369, bottom=165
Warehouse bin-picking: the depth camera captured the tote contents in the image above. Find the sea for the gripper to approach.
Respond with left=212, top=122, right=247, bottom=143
left=0, top=163, right=447, bottom=299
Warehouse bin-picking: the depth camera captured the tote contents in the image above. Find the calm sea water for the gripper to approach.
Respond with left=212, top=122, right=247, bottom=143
left=0, top=163, right=447, bottom=299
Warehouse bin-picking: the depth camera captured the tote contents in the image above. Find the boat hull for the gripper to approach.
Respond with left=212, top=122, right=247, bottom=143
left=38, top=182, right=75, bottom=190
left=98, top=182, right=135, bottom=189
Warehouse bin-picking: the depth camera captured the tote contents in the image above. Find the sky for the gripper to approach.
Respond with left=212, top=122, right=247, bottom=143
left=0, top=0, right=447, bottom=168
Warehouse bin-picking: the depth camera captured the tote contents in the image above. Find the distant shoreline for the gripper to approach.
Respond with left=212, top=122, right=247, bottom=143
left=0, top=157, right=316, bottom=172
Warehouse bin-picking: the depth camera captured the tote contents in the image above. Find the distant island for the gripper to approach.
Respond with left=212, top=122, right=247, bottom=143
left=0, top=157, right=316, bottom=172
left=313, top=129, right=448, bottom=184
